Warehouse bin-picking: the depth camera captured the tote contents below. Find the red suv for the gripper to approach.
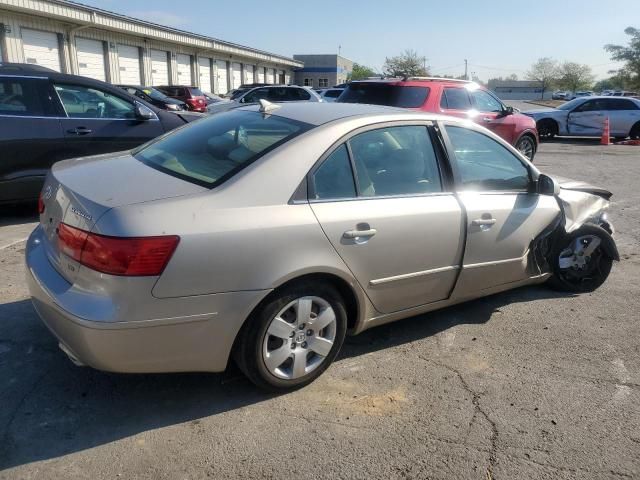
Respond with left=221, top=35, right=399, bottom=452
left=156, top=85, right=207, bottom=113
left=338, top=78, right=538, bottom=160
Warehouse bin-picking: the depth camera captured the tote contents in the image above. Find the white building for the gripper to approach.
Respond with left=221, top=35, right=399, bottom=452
left=0, top=0, right=301, bottom=94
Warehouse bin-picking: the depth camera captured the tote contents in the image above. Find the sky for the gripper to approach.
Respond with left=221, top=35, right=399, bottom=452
left=80, top=0, right=634, bottom=81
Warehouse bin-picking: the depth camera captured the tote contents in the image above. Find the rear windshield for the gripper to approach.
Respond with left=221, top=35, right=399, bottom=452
left=338, top=83, right=429, bottom=108
left=189, top=87, right=204, bottom=96
left=134, top=110, right=312, bottom=188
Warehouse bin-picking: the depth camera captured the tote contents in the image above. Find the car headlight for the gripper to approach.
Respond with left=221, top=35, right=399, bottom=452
left=166, top=104, right=180, bottom=111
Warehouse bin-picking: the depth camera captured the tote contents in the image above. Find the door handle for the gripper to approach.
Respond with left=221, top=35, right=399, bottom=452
left=482, top=117, right=493, bottom=122
left=67, top=127, right=93, bottom=135
left=343, top=228, right=377, bottom=239
left=472, top=218, right=496, bottom=226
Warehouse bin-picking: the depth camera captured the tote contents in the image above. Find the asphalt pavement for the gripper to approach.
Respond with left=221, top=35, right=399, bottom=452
left=1, top=139, right=639, bottom=480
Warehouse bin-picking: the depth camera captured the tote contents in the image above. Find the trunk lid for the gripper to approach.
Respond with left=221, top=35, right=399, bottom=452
left=39, top=152, right=205, bottom=283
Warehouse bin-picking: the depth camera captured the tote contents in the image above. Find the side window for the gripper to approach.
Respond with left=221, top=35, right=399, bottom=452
left=287, top=88, right=311, bottom=101
left=440, top=87, right=472, bottom=110
left=312, top=144, right=356, bottom=200
left=471, top=90, right=503, bottom=112
left=574, top=100, right=599, bottom=112
left=349, top=126, right=442, bottom=197
left=242, top=88, right=269, bottom=103
left=55, top=84, right=135, bottom=119
left=606, top=99, right=639, bottom=111
left=0, top=77, right=47, bottom=116
left=445, top=125, right=530, bottom=192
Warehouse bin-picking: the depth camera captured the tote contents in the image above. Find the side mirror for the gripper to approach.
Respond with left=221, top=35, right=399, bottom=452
left=536, top=173, right=560, bottom=196
left=134, top=102, right=155, bottom=120
left=502, top=105, right=515, bottom=116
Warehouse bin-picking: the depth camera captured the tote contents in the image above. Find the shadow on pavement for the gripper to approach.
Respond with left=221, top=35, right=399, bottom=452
left=0, top=203, right=38, bottom=227
left=0, top=285, right=571, bottom=470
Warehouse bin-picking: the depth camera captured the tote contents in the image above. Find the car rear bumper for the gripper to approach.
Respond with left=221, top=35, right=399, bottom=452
left=25, top=225, right=270, bottom=373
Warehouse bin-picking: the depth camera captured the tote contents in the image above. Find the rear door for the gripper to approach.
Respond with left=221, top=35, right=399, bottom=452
left=53, top=82, right=165, bottom=156
left=603, top=98, right=640, bottom=136
left=310, top=124, right=464, bottom=314
left=442, top=123, right=560, bottom=296
left=0, top=75, right=62, bottom=202
left=567, top=99, right=606, bottom=135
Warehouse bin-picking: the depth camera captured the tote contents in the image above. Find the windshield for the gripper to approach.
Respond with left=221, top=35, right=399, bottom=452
left=557, top=98, right=587, bottom=110
left=337, top=83, right=430, bottom=108
left=143, top=88, right=170, bottom=101
left=134, top=110, right=312, bottom=187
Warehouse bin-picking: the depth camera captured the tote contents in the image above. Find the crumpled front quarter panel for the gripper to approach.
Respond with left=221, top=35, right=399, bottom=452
left=557, top=189, right=609, bottom=233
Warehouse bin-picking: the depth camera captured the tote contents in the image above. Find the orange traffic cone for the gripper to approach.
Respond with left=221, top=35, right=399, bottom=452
left=600, top=117, right=610, bottom=145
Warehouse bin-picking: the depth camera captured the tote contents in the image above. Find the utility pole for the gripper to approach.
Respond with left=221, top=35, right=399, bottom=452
left=464, top=59, right=468, bottom=80
left=338, top=45, right=341, bottom=56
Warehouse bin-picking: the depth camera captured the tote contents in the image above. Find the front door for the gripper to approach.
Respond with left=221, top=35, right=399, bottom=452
left=309, top=125, right=464, bottom=314
left=468, top=88, right=517, bottom=144
left=53, top=82, right=165, bottom=156
left=567, top=99, right=606, bottom=136
left=442, top=124, right=560, bottom=297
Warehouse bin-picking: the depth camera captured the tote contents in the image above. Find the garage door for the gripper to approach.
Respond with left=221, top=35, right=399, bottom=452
left=257, top=67, right=265, bottom=84
left=232, top=62, right=242, bottom=89
left=176, top=54, right=192, bottom=85
left=243, top=64, right=254, bottom=84
left=215, top=60, right=228, bottom=95
left=75, top=37, right=105, bottom=81
left=198, top=57, right=212, bottom=92
left=118, top=45, right=141, bottom=84
left=22, top=29, right=61, bottom=72
left=150, top=49, right=169, bottom=86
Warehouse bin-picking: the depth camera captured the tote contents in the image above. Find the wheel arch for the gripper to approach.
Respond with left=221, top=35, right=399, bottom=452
left=629, top=120, right=640, bottom=138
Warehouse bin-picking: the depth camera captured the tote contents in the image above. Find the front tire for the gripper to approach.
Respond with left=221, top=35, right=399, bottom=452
left=234, top=281, right=347, bottom=391
left=515, top=135, right=536, bottom=161
left=537, top=119, right=557, bottom=141
left=547, top=225, right=613, bottom=293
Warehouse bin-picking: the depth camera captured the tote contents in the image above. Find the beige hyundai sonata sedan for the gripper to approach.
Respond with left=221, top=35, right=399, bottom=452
left=27, top=101, right=618, bottom=390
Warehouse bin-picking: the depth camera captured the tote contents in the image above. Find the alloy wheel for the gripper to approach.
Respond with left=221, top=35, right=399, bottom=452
left=262, top=296, right=337, bottom=380
left=557, top=235, right=603, bottom=285
left=516, top=137, right=535, bottom=160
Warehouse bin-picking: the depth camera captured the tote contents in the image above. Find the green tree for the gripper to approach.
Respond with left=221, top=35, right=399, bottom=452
left=526, top=57, right=560, bottom=99
left=348, top=63, right=377, bottom=81
left=593, top=76, right=626, bottom=92
left=605, top=27, right=640, bottom=89
left=557, top=62, right=595, bottom=92
left=383, top=49, right=428, bottom=78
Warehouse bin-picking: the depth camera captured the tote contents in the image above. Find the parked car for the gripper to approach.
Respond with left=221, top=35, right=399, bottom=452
left=156, top=85, right=207, bottom=112
left=117, top=85, right=186, bottom=111
left=207, top=85, right=321, bottom=114
left=27, top=101, right=618, bottom=391
left=600, top=90, right=615, bottom=96
left=203, top=91, right=225, bottom=105
left=337, top=78, right=539, bottom=161
left=611, top=91, right=639, bottom=97
left=552, top=91, right=569, bottom=100
left=0, top=63, right=202, bottom=205
left=523, top=96, right=640, bottom=140
left=223, top=84, right=273, bottom=100
left=316, top=88, right=345, bottom=102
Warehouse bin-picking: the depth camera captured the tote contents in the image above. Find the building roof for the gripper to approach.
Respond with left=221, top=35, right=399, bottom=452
left=488, top=80, right=543, bottom=88
left=0, top=0, right=303, bottom=67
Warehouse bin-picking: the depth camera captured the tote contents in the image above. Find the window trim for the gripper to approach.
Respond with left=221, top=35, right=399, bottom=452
left=306, top=120, right=452, bottom=203
left=303, top=78, right=313, bottom=87
left=318, top=78, right=329, bottom=88
left=438, top=120, right=534, bottom=194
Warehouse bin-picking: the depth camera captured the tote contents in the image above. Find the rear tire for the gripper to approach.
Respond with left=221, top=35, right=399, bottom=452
left=547, top=225, right=613, bottom=293
left=234, top=281, right=347, bottom=392
left=537, top=119, right=557, bottom=141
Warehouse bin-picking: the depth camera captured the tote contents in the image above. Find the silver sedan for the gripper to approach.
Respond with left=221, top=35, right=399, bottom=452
left=26, top=101, right=619, bottom=390
left=524, top=96, right=640, bottom=140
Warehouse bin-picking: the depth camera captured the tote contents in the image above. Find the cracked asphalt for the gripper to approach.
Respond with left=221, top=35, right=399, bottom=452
left=1, top=139, right=639, bottom=479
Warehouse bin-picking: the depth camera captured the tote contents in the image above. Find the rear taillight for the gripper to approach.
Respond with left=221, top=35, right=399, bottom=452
left=57, top=223, right=179, bottom=276
left=38, top=191, right=45, bottom=214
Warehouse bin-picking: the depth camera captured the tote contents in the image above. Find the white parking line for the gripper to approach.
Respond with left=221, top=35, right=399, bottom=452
left=0, top=237, right=28, bottom=250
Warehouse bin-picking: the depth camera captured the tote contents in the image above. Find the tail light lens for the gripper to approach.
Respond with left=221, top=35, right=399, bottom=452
left=38, top=191, right=45, bottom=214
left=57, top=223, right=179, bottom=276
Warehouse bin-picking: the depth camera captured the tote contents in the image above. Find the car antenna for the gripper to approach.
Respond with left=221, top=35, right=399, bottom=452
left=258, top=99, right=280, bottom=115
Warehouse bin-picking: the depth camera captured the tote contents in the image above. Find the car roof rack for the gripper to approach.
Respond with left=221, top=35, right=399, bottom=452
left=403, top=76, right=471, bottom=83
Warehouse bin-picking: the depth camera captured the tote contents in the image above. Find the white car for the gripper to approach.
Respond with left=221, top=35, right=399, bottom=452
left=207, top=85, right=322, bottom=114
left=316, top=88, right=344, bottom=102
left=524, top=96, right=640, bottom=140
